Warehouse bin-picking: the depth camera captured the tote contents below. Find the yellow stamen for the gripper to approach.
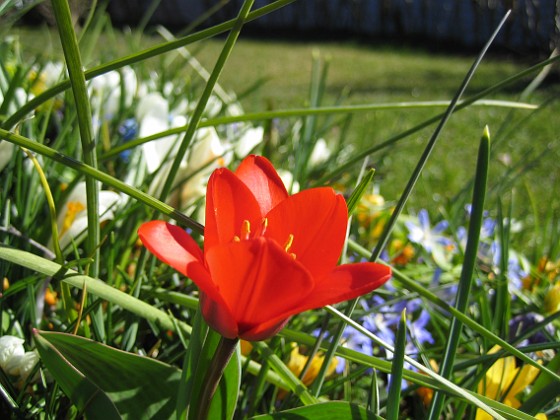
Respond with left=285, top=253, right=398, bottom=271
left=241, top=220, right=251, bottom=240
left=284, top=234, right=294, bottom=252
left=261, top=217, right=269, bottom=234
left=61, top=201, right=86, bottom=236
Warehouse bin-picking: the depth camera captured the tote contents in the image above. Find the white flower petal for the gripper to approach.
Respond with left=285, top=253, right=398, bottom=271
left=0, top=336, right=25, bottom=371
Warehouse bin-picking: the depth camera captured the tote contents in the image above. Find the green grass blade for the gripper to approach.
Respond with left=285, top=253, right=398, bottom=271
left=99, top=100, right=536, bottom=161
left=0, top=247, right=191, bottom=336
left=369, top=10, right=511, bottom=263
left=35, top=330, right=182, bottom=419
left=346, top=169, right=375, bottom=216
left=176, top=309, right=209, bottom=420
left=33, top=332, right=121, bottom=420
left=385, top=309, right=407, bottom=420
left=251, top=401, right=382, bottom=420
left=325, top=306, right=506, bottom=419
left=251, top=341, right=318, bottom=406
left=427, top=127, right=491, bottom=419
left=51, top=0, right=99, bottom=279
left=493, top=197, right=512, bottom=338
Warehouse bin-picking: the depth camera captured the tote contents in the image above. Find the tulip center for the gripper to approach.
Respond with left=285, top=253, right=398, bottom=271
left=232, top=219, right=297, bottom=260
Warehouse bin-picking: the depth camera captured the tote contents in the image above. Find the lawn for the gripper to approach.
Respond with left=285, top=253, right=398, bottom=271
left=12, top=25, right=560, bottom=225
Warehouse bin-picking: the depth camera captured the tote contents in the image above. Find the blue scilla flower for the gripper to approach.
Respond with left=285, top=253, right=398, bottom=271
left=406, top=209, right=452, bottom=253
left=119, top=118, right=138, bottom=141
left=509, top=312, right=555, bottom=346
left=117, top=118, right=138, bottom=162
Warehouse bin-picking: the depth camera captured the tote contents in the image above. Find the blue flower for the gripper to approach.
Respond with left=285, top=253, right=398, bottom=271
left=405, top=209, right=452, bottom=253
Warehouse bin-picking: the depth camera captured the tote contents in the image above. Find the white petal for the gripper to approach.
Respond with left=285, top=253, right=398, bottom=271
left=0, top=336, right=25, bottom=371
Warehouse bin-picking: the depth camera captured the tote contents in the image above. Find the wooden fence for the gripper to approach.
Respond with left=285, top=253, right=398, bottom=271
left=108, top=0, right=559, bottom=53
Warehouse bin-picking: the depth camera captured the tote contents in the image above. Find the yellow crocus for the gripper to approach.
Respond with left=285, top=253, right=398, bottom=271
left=476, top=345, right=545, bottom=420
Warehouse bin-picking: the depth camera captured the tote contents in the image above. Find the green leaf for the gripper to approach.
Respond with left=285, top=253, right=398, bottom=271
left=207, top=337, right=241, bottom=420
left=0, top=246, right=191, bottom=336
left=346, top=169, right=375, bottom=215
left=177, top=309, right=209, bottom=419
left=427, top=126, right=490, bottom=419
left=35, top=331, right=181, bottom=419
left=251, top=401, right=382, bottom=419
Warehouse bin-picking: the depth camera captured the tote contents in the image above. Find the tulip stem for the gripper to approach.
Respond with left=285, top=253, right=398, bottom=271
left=196, top=336, right=239, bottom=420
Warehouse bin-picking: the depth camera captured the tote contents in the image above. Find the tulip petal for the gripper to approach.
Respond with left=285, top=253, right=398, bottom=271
left=138, top=221, right=221, bottom=303
left=234, top=155, right=289, bottom=216
left=240, top=263, right=391, bottom=339
left=199, top=292, right=240, bottom=339
left=299, top=262, right=392, bottom=311
left=263, top=187, right=348, bottom=279
left=205, top=168, right=262, bottom=252
left=205, top=238, right=314, bottom=338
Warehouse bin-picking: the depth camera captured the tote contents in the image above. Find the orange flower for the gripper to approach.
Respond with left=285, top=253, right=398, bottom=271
left=139, top=155, right=391, bottom=341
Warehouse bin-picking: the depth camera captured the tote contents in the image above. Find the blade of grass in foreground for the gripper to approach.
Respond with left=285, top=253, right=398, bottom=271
left=51, top=0, right=99, bottom=278
left=385, top=309, right=407, bottom=420
left=325, top=306, right=507, bottom=419
left=427, top=127, right=490, bottom=419
left=99, top=100, right=536, bottom=161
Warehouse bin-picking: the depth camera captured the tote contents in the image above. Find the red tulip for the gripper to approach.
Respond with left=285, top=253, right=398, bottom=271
left=139, top=155, right=391, bottom=340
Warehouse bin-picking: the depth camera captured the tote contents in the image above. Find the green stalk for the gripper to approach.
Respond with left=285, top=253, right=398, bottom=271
left=427, top=127, right=490, bottom=419
left=195, top=337, right=239, bottom=420
left=100, top=99, right=535, bottom=161
left=51, top=0, right=106, bottom=341
left=158, top=0, right=255, bottom=204
left=50, top=0, right=99, bottom=277
left=21, top=149, right=73, bottom=321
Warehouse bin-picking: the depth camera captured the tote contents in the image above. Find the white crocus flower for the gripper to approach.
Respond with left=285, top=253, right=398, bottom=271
left=235, top=126, right=264, bottom=158
left=137, top=92, right=232, bottom=208
left=0, top=336, right=25, bottom=372
left=277, top=169, right=300, bottom=194
left=137, top=92, right=175, bottom=174
left=40, top=61, right=65, bottom=87
left=0, top=336, right=39, bottom=385
left=89, top=67, right=137, bottom=119
left=5, top=350, right=39, bottom=381
left=0, top=141, right=15, bottom=172
left=55, top=182, right=121, bottom=249
left=309, top=138, right=331, bottom=166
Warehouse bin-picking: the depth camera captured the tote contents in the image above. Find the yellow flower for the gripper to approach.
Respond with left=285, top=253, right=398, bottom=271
left=476, top=345, right=544, bottom=420
left=286, top=346, right=338, bottom=387
left=544, top=282, right=560, bottom=314
left=240, top=340, right=253, bottom=357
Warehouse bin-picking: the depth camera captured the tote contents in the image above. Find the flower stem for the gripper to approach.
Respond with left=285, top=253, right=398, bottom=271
left=196, top=337, right=239, bottom=420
